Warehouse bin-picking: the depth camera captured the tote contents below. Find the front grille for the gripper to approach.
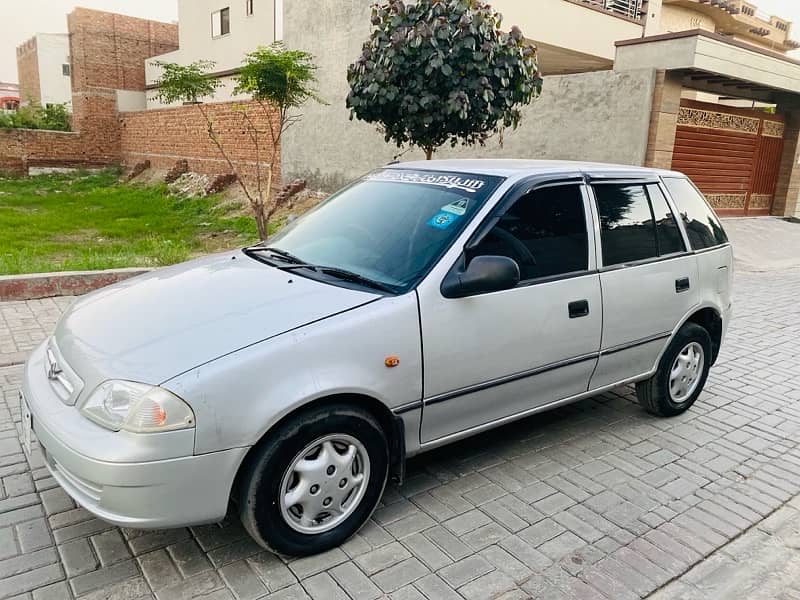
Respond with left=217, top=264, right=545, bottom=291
left=44, top=340, right=84, bottom=406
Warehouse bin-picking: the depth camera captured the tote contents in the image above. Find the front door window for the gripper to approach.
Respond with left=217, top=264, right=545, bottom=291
left=470, top=184, right=589, bottom=282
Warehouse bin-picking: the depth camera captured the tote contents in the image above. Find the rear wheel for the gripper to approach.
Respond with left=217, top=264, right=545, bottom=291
left=238, top=404, right=388, bottom=556
left=636, top=323, right=712, bottom=417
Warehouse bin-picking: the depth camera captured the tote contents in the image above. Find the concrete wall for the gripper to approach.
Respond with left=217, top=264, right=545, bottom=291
left=147, top=74, right=240, bottom=108
left=491, top=0, right=642, bottom=62
left=35, top=34, right=72, bottom=108
left=282, top=0, right=655, bottom=190
left=660, top=5, right=715, bottom=33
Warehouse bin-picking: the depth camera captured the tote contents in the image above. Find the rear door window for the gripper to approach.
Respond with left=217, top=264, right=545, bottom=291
left=662, top=177, right=728, bottom=250
left=647, top=184, right=686, bottom=256
left=593, top=184, right=658, bottom=267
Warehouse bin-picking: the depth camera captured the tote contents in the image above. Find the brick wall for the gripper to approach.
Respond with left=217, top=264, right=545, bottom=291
left=0, top=129, right=116, bottom=174
left=67, top=8, right=178, bottom=94
left=16, top=38, right=40, bottom=105
left=1, top=9, right=178, bottom=175
left=119, top=101, right=281, bottom=186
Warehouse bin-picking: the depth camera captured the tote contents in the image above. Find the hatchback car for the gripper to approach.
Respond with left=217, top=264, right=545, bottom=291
left=21, top=160, right=732, bottom=555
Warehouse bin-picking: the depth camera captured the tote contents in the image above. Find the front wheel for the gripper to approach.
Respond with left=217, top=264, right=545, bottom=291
left=636, top=323, right=712, bottom=417
left=238, top=404, right=389, bottom=556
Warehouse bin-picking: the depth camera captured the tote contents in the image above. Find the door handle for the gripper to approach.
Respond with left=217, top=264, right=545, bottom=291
left=675, top=277, right=690, bottom=293
left=568, top=300, right=590, bottom=319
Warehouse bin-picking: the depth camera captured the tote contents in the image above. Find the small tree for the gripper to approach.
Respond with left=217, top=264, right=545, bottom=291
left=347, top=0, right=543, bottom=160
left=153, top=44, right=321, bottom=239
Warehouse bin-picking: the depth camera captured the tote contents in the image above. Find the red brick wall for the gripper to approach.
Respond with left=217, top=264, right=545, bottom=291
left=120, top=101, right=281, bottom=186
left=0, top=129, right=117, bottom=174
left=1, top=9, right=179, bottom=175
left=16, top=38, right=41, bottom=105
left=67, top=8, right=178, bottom=93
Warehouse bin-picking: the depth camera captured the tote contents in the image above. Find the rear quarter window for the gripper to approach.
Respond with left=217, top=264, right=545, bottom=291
left=662, top=177, right=728, bottom=250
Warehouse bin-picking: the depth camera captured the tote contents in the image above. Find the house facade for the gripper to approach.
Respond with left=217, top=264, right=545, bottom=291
left=16, top=34, right=72, bottom=108
left=272, top=0, right=800, bottom=219
left=146, top=0, right=284, bottom=108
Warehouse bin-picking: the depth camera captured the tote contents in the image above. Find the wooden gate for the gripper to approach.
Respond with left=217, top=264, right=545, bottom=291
left=672, top=99, right=785, bottom=217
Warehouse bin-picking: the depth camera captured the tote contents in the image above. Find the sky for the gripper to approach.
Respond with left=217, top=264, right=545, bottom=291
left=0, top=0, right=798, bottom=83
left=0, top=1, right=178, bottom=82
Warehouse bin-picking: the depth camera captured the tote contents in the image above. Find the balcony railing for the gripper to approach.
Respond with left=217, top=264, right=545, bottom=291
left=580, top=0, right=644, bottom=20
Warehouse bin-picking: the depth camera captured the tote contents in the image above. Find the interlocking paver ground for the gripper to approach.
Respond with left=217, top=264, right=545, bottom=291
left=2, top=261, right=800, bottom=599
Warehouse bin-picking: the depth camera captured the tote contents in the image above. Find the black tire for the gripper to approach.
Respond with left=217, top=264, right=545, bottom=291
left=237, top=404, right=388, bottom=556
left=636, top=323, right=712, bottom=417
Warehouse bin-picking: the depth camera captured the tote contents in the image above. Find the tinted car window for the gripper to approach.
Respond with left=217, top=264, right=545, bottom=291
left=647, top=184, right=685, bottom=256
left=267, top=169, right=503, bottom=292
left=663, top=177, right=728, bottom=250
left=594, top=185, right=658, bottom=266
left=471, top=185, right=588, bottom=281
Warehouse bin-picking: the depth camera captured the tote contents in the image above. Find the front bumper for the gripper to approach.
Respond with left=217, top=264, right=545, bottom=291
left=23, top=342, right=248, bottom=528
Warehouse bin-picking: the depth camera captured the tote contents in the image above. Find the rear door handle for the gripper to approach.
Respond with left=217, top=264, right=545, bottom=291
left=675, top=277, right=690, bottom=293
left=568, top=300, right=590, bottom=319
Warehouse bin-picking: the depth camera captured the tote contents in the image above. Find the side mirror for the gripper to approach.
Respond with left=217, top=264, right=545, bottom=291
left=441, top=255, right=521, bottom=299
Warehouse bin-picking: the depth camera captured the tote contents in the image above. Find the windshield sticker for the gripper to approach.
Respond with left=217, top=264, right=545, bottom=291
left=428, top=212, right=460, bottom=230
left=441, top=199, right=468, bottom=216
left=366, top=170, right=487, bottom=194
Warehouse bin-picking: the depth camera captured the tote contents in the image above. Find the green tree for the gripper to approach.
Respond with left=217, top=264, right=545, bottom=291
left=347, top=0, right=543, bottom=160
left=153, top=45, right=322, bottom=239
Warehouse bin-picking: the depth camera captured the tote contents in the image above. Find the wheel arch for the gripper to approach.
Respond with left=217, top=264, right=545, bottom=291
left=232, top=393, right=406, bottom=500
left=684, top=306, right=723, bottom=365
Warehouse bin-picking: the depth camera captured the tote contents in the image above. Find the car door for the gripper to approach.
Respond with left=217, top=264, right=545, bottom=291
left=588, top=179, right=700, bottom=390
left=417, top=179, right=603, bottom=445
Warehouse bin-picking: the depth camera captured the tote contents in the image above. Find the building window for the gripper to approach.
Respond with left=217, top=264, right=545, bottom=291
left=742, top=5, right=755, bottom=16
left=212, top=7, right=231, bottom=38
left=62, top=64, right=71, bottom=77
left=246, top=0, right=254, bottom=16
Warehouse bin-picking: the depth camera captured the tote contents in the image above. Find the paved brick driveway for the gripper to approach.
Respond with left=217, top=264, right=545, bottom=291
left=1, top=265, right=800, bottom=600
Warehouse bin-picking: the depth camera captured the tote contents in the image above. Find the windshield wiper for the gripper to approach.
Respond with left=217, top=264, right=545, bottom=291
left=246, top=245, right=307, bottom=265
left=277, top=263, right=396, bottom=294
left=316, top=267, right=398, bottom=294
left=244, top=245, right=396, bottom=294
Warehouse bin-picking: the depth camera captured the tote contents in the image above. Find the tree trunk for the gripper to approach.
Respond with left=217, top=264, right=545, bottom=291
left=254, top=208, right=268, bottom=240
left=425, top=147, right=433, bottom=160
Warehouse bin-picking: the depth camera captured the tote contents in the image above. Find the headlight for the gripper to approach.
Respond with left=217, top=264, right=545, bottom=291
left=80, top=380, right=195, bottom=433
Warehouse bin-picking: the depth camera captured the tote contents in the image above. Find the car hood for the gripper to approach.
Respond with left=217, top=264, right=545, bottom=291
left=53, top=251, right=380, bottom=388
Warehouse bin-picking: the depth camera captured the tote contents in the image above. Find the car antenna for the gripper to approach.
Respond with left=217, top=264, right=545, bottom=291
left=388, top=147, right=412, bottom=165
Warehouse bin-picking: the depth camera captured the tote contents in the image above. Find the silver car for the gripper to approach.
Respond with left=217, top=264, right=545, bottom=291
left=21, top=160, right=733, bottom=556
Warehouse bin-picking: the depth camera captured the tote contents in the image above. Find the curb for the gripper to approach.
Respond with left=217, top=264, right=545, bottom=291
left=0, top=268, right=152, bottom=301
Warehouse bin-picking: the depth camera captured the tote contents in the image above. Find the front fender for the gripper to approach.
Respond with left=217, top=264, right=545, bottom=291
left=163, top=293, right=422, bottom=455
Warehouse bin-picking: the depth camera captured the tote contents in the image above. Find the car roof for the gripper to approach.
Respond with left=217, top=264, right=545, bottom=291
left=391, top=159, right=683, bottom=179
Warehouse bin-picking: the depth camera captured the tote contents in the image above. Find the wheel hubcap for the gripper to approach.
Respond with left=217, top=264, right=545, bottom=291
left=279, top=434, right=370, bottom=534
left=669, top=342, right=704, bottom=403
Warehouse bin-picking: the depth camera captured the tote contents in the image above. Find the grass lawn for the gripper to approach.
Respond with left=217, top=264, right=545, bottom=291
left=0, top=170, right=259, bottom=275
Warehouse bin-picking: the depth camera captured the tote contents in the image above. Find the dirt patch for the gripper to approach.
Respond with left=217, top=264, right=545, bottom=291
left=127, top=168, right=171, bottom=186
left=50, top=229, right=100, bottom=243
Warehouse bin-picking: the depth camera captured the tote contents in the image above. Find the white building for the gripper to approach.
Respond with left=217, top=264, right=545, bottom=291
left=146, top=0, right=284, bottom=108
left=16, top=33, right=73, bottom=108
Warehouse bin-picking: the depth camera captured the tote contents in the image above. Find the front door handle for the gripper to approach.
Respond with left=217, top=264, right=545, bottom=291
left=676, top=277, right=690, bottom=293
left=568, top=300, right=590, bottom=319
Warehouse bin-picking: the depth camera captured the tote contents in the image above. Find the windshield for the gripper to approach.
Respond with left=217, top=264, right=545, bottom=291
left=264, top=169, right=504, bottom=292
